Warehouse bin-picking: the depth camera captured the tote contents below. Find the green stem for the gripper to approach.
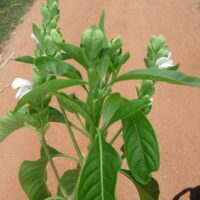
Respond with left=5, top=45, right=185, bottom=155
left=44, top=197, right=65, bottom=200
left=75, top=113, right=85, bottom=129
left=58, top=99, right=83, bottom=162
left=61, top=153, right=80, bottom=163
left=39, top=134, right=68, bottom=199
left=110, top=127, right=122, bottom=144
left=69, top=121, right=90, bottom=138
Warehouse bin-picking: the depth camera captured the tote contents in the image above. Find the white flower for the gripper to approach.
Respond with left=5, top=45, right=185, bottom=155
left=150, top=97, right=154, bottom=104
left=156, top=52, right=174, bottom=69
left=12, top=78, right=32, bottom=99
left=31, top=33, right=39, bottom=43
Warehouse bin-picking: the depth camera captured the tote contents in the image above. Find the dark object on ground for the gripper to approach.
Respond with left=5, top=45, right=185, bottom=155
left=172, top=185, right=200, bottom=200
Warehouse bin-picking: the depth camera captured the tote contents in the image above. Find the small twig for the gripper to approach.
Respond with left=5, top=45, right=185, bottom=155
left=0, top=53, right=15, bottom=71
left=0, top=83, right=11, bottom=94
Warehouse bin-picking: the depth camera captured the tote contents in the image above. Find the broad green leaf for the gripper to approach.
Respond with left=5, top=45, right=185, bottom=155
left=122, top=112, right=160, bottom=184
left=56, top=93, right=93, bottom=124
left=58, top=43, right=90, bottom=69
left=99, top=10, right=105, bottom=34
left=110, top=98, right=150, bottom=124
left=77, top=135, right=121, bottom=200
left=57, top=169, right=79, bottom=196
left=47, top=107, right=64, bottom=123
left=112, top=68, right=200, bottom=88
left=35, top=57, right=82, bottom=79
left=0, top=109, right=26, bottom=142
left=19, top=157, right=51, bottom=200
left=15, top=56, right=34, bottom=64
left=0, top=108, right=58, bottom=142
left=40, top=144, right=63, bottom=157
left=58, top=93, right=88, bottom=114
left=102, top=93, right=121, bottom=126
left=120, top=169, right=159, bottom=200
left=14, top=79, right=87, bottom=112
left=81, top=25, right=105, bottom=60
left=102, top=97, right=150, bottom=131
left=19, top=145, right=63, bottom=200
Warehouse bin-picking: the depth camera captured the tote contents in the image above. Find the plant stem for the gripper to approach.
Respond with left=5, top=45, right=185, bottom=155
left=58, top=99, right=83, bottom=162
left=110, top=127, right=122, bottom=144
left=75, top=113, right=85, bottom=129
left=44, top=196, right=65, bottom=200
left=39, top=134, right=68, bottom=199
left=69, top=121, right=90, bottom=138
left=61, top=153, right=80, bottom=163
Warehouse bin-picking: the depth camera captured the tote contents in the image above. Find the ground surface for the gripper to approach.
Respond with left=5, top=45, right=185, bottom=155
left=1, top=0, right=200, bottom=199
left=0, top=0, right=35, bottom=51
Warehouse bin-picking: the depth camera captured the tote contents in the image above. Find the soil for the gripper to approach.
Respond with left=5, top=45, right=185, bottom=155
left=1, top=0, right=200, bottom=199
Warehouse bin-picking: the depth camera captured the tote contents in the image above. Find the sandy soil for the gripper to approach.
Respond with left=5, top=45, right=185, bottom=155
left=1, top=0, right=200, bottom=199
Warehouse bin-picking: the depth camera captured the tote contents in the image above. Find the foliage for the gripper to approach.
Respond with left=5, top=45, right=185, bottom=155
left=1, top=0, right=200, bottom=199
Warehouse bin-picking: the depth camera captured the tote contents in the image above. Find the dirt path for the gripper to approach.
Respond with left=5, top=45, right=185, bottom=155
left=1, top=0, right=200, bottom=199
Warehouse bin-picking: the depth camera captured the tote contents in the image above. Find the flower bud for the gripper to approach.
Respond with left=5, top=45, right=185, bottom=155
left=81, top=26, right=105, bottom=60
left=50, top=29, right=63, bottom=43
left=110, top=36, right=122, bottom=53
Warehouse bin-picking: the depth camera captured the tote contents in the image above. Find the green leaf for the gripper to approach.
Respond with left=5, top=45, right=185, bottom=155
left=15, top=56, right=34, bottom=64
left=102, top=96, right=150, bottom=131
left=81, top=25, right=105, bottom=60
left=99, top=10, right=105, bottom=34
left=110, top=98, right=150, bottom=124
left=47, top=107, right=64, bottom=123
left=114, top=52, right=130, bottom=70
left=0, top=109, right=26, bottom=142
left=40, top=144, right=63, bottom=157
left=56, top=93, right=92, bottom=124
left=19, top=157, right=51, bottom=200
left=112, top=68, right=200, bottom=88
left=120, top=169, right=159, bottom=200
left=77, top=135, right=121, bottom=200
left=58, top=43, right=90, bottom=69
left=32, top=23, right=43, bottom=43
left=19, top=145, right=63, bottom=200
left=14, top=79, right=87, bottom=112
left=102, top=93, right=121, bottom=126
left=122, top=112, right=160, bottom=185
left=57, top=169, right=79, bottom=196
left=35, top=56, right=82, bottom=79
